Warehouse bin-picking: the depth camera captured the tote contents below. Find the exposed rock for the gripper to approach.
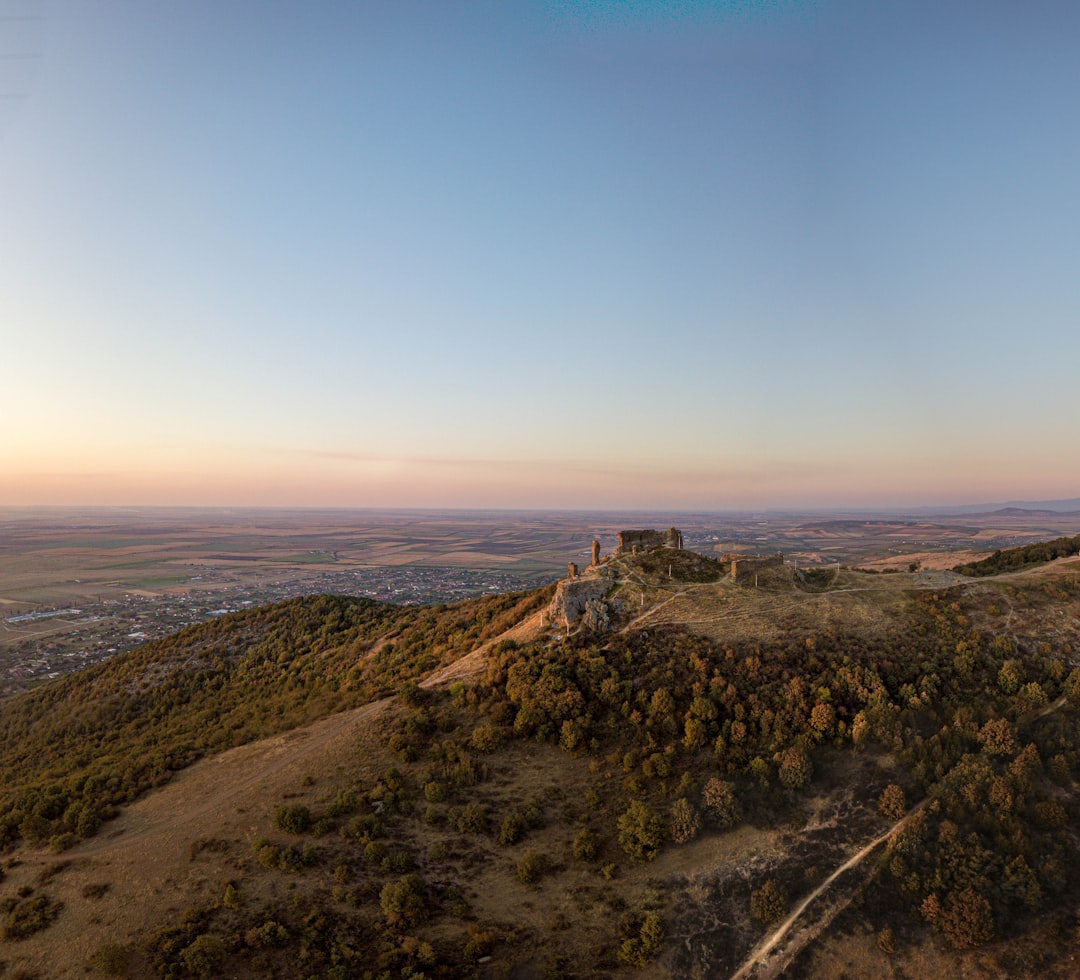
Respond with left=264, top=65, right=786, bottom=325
left=550, top=569, right=615, bottom=627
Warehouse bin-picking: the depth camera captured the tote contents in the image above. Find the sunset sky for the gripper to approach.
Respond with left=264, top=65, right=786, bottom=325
left=2, top=0, right=1078, bottom=510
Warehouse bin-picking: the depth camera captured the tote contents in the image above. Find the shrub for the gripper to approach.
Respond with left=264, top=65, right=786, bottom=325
left=470, top=724, right=503, bottom=753
left=499, top=811, right=526, bottom=846
left=516, top=850, right=549, bottom=884
left=90, top=943, right=130, bottom=976
left=452, top=803, right=487, bottom=834
left=572, top=828, right=599, bottom=861
left=399, top=680, right=428, bottom=707
left=273, top=804, right=311, bottom=834
left=428, top=840, right=449, bottom=861
left=1, top=893, right=65, bottom=939
left=326, top=789, right=358, bottom=818
left=939, top=888, right=994, bottom=949
left=222, top=882, right=241, bottom=909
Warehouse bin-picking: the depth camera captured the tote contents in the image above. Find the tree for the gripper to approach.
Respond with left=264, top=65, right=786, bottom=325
left=668, top=798, right=701, bottom=844
left=617, top=800, right=665, bottom=861
left=618, top=912, right=665, bottom=966
left=978, top=718, right=1018, bottom=756
left=380, top=874, right=427, bottom=928
left=778, top=746, right=812, bottom=790
left=997, top=658, right=1024, bottom=694
left=878, top=784, right=906, bottom=820
left=702, top=778, right=737, bottom=829
left=939, top=888, right=994, bottom=949
left=809, top=702, right=835, bottom=740
left=750, top=879, right=788, bottom=924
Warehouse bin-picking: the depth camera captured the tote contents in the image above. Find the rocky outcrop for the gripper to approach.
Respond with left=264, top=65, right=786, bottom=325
left=550, top=568, right=616, bottom=628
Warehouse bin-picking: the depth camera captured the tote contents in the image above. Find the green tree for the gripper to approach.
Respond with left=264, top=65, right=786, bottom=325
left=273, top=804, right=311, bottom=834
left=380, top=874, right=427, bottom=928
left=180, top=934, right=226, bottom=977
left=617, top=800, right=665, bottom=861
left=618, top=912, right=665, bottom=966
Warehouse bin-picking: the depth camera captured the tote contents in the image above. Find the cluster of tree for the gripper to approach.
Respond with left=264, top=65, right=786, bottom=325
left=0, top=587, right=550, bottom=851
left=954, top=534, right=1080, bottom=576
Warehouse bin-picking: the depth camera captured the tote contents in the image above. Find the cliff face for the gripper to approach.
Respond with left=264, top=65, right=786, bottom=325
left=549, top=570, right=615, bottom=627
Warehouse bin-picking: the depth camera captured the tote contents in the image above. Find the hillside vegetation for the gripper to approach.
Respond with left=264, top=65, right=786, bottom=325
left=953, top=534, right=1080, bottom=576
left=0, top=588, right=551, bottom=853
left=2, top=545, right=1080, bottom=978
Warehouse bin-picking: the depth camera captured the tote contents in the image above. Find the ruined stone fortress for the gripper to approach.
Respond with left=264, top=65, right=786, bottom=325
left=553, top=527, right=685, bottom=629
left=549, top=527, right=786, bottom=629
left=616, top=528, right=683, bottom=554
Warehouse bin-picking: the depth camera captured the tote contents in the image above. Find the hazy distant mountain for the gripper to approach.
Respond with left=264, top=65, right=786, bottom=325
left=909, top=496, right=1080, bottom=516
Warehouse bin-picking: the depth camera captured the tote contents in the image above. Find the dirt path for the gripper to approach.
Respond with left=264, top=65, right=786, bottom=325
left=619, top=589, right=688, bottom=633
left=728, top=691, right=1072, bottom=979
left=729, top=805, right=924, bottom=980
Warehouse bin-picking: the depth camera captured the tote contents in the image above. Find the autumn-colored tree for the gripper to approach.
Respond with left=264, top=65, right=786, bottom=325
left=1015, top=681, right=1048, bottom=713
left=939, top=887, right=994, bottom=949
left=809, top=702, right=835, bottom=740
left=668, top=798, right=701, bottom=844
left=702, top=778, right=737, bottom=829
left=997, top=658, right=1024, bottom=695
left=750, top=879, right=788, bottom=924
left=878, top=783, right=906, bottom=820
left=1064, top=667, right=1080, bottom=705
left=978, top=718, right=1018, bottom=756
left=778, top=746, right=812, bottom=790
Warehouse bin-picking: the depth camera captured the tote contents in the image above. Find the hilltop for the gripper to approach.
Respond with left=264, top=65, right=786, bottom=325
left=2, top=535, right=1080, bottom=978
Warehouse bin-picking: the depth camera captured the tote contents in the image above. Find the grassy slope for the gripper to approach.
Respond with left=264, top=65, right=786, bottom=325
left=0, top=587, right=552, bottom=852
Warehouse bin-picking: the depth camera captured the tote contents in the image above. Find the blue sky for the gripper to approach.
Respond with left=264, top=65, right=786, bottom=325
left=2, top=0, right=1078, bottom=509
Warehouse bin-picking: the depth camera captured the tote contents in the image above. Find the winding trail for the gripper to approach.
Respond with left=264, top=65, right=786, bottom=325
left=728, top=691, right=1070, bottom=979
left=730, top=805, right=924, bottom=980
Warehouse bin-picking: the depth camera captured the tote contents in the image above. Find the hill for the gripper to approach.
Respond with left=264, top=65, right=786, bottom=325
left=2, top=545, right=1080, bottom=977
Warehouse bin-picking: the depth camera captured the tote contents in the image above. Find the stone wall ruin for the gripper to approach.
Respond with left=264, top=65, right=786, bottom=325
left=616, top=528, right=683, bottom=554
